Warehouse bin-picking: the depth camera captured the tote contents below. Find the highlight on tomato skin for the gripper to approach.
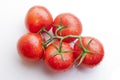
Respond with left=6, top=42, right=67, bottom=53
left=17, top=33, right=44, bottom=62
left=25, top=6, right=53, bottom=33
left=52, top=13, right=82, bottom=43
left=73, top=36, right=104, bottom=67
left=44, top=41, right=74, bottom=72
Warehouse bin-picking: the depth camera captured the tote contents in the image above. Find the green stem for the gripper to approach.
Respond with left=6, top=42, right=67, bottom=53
left=59, top=38, right=63, bottom=53
left=38, top=28, right=82, bottom=49
left=42, top=28, right=53, bottom=38
left=55, top=26, right=61, bottom=36
left=77, top=52, right=87, bottom=66
left=86, top=39, right=93, bottom=49
left=74, top=51, right=83, bottom=64
left=44, top=37, right=53, bottom=47
left=79, top=37, right=86, bottom=52
left=60, top=53, right=64, bottom=61
left=53, top=36, right=63, bottom=39
left=53, top=35, right=81, bottom=40
left=63, top=35, right=81, bottom=39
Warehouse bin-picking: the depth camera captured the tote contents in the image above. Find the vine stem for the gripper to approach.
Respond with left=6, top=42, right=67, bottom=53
left=42, top=28, right=53, bottom=38
left=59, top=38, right=63, bottom=53
left=41, top=28, right=82, bottom=48
left=36, top=18, right=95, bottom=66
left=37, top=28, right=82, bottom=50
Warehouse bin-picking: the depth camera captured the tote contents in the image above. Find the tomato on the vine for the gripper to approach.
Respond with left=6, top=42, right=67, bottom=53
left=17, top=5, right=105, bottom=71
left=25, top=6, right=53, bottom=33
left=17, top=33, right=44, bottom=61
left=74, top=37, right=104, bottom=67
left=44, top=41, right=74, bottom=71
left=52, top=13, right=82, bottom=43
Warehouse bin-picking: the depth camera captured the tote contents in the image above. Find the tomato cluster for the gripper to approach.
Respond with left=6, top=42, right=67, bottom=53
left=17, top=6, right=104, bottom=72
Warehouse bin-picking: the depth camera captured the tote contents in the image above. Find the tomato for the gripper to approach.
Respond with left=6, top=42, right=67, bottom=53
left=44, top=41, right=74, bottom=71
left=74, top=37, right=104, bottom=67
left=17, top=33, right=44, bottom=61
left=25, top=6, right=53, bottom=33
left=52, top=13, right=82, bottom=43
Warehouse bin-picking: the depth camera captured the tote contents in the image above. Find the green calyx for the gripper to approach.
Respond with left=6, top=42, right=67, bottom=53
left=52, top=43, right=72, bottom=61
left=74, top=37, right=94, bottom=66
left=53, top=18, right=68, bottom=36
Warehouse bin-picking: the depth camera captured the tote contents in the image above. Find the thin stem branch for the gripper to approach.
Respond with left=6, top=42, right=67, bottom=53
left=59, top=38, right=63, bottom=53
left=42, top=28, right=53, bottom=38
left=79, top=37, right=86, bottom=52
left=86, top=39, right=93, bottom=49
left=77, top=52, right=87, bottom=66
left=44, top=37, right=53, bottom=47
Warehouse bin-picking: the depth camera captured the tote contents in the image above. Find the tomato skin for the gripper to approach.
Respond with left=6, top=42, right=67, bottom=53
left=25, top=6, right=53, bottom=33
left=52, top=13, right=82, bottom=43
left=44, top=41, right=74, bottom=71
left=17, top=33, right=44, bottom=61
left=74, top=37, right=104, bottom=66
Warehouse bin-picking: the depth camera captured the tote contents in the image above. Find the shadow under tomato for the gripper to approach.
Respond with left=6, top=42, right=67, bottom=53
left=74, top=64, right=99, bottom=74
left=19, top=58, right=66, bottom=76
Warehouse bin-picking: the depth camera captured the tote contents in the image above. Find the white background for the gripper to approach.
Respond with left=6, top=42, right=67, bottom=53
left=0, top=0, right=120, bottom=80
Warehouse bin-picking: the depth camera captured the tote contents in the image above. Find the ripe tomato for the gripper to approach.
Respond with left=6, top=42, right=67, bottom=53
left=44, top=41, right=74, bottom=71
left=74, top=37, right=104, bottom=67
left=25, top=6, right=53, bottom=33
left=17, top=33, right=44, bottom=61
left=52, top=13, right=82, bottom=43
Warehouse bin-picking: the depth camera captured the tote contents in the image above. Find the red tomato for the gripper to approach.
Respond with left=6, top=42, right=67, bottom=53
left=17, top=33, right=44, bottom=61
left=52, top=13, right=82, bottom=43
left=74, top=37, right=104, bottom=67
left=44, top=41, right=74, bottom=71
left=25, top=6, right=53, bottom=33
